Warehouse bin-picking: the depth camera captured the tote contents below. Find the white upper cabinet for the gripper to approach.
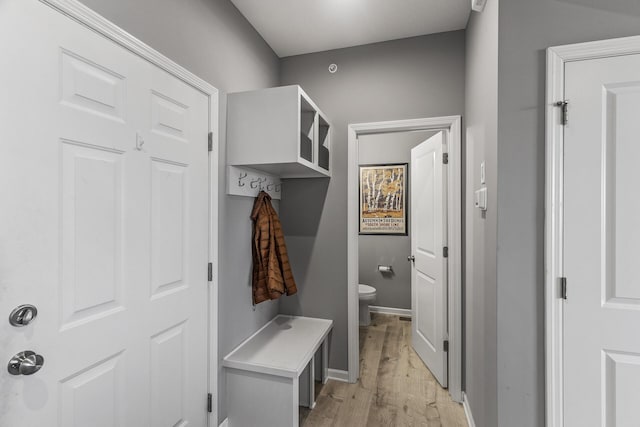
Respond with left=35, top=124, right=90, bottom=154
left=227, top=85, right=331, bottom=178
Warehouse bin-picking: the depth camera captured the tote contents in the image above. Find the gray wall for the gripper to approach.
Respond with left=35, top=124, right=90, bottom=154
left=358, top=131, right=437, bottom=310
left=279, top=31, right=466, bottom=371
left=464, top=2, right=499, bottom=427
left=496, top=1, right=640, bottom=426
left=76, top=0, right=280, bottom=422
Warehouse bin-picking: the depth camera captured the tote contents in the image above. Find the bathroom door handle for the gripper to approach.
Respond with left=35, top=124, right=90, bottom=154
left=407, top=255, right=415, bottom=263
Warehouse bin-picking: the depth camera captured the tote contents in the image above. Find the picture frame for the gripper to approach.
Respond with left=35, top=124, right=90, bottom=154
left=359, top=163, right=408, bottom=235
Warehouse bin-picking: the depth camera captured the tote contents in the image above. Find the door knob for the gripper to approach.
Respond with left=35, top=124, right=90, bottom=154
left=7, top=351, right=44, bottom=376
left=9, top=304, right=38, bottom=326
left=407, top=255, right=415, bottom=263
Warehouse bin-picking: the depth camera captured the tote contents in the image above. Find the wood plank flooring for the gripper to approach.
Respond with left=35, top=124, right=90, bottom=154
left=300, top=313, right=468, bottom=427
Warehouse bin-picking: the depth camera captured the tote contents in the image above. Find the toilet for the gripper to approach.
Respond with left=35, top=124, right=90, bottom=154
left=358, top=284, right=377, bottom=326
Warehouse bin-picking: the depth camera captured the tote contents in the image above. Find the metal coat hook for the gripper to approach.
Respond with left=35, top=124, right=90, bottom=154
left=238, top=172, right=248, bottom=187
left=250, top=177, right=267, bottom=190
left=135, top=132, right=145, bottom=151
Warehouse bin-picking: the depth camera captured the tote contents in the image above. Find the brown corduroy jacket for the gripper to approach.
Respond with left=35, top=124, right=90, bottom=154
left=250, top=191, right=297, bottom=304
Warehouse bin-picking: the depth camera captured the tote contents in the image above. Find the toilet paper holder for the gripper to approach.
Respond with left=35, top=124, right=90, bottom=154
left=377, top=265, right=393, bottom=273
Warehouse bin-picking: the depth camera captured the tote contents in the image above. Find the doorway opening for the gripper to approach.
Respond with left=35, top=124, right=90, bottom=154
left=347, top=116, right=463, bottom=402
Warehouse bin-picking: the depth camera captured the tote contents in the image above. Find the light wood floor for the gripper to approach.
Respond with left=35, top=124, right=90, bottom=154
left=300, top=313, right=468, bottom=427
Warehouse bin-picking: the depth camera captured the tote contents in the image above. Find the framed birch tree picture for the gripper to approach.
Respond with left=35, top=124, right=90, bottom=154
left=359, top=163, right=408, bottom=235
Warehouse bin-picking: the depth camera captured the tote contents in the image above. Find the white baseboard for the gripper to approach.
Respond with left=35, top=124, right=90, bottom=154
left=327, top=368, right=350, bottom=382
left=462, top=392, right=476, bottom=427
left=369, top=305, right=412, bottom=317
left=219, top=418, right=228, bottom=427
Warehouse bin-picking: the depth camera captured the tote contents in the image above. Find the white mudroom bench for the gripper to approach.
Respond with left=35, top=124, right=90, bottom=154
left=223, top=315, right=333, bottom=427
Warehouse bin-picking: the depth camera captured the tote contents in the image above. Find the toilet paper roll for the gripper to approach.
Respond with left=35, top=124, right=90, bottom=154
left=377, top=265, right=393, bottom=273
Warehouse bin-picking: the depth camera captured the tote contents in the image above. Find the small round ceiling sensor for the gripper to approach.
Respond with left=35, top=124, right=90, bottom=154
left=328, top=63, right=338, bottom=73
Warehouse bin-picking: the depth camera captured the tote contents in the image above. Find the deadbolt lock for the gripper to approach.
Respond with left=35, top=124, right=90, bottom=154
left=9, top=304, right=38, bottom=327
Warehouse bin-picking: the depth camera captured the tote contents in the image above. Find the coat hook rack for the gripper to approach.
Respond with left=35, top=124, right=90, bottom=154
left=227, top=166, right=282, bottom=200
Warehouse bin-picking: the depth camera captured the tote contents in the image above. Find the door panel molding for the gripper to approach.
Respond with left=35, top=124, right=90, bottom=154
left=41, top=0, right=219, bottom=98
left=545, top=34, right=640, bottom=427
left=347, top=115, right=462, bottom=402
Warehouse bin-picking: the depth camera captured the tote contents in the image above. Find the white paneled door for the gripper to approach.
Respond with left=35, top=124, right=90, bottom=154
left=410, top=132, right=448, bottom=387
left=564, top=54, right=640, bottom=426
left=0, top=0, right=210, bottom=425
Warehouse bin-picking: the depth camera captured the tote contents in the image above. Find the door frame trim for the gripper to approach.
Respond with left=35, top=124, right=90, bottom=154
left=545, top=35, right=640, bottom=427
left=39, top=0, right=220, bottom=423
left=347, top=115, right=462, bottom=402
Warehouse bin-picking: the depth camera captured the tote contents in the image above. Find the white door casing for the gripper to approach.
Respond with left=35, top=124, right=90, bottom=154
left=347, top=116, right=462, bottom=401
left=410, top=132, right=448, bottom=387
left=546, top=35, right=640, bottom=427
left=0, top=0, right=218, bottom=425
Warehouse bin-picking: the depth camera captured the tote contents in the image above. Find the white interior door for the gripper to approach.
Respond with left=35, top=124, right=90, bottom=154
left=410, top=132, right=448, bottom=387
left=563, top=53, right=640, bottom=426
left=0, top=1, right=210, bottom=425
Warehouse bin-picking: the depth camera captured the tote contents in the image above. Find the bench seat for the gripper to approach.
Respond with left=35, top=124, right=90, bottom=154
left=223, top=315, right=333, bottom=427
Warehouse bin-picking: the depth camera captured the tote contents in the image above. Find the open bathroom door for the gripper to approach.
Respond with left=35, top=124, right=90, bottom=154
left=410, top=132, right=448, bottom=387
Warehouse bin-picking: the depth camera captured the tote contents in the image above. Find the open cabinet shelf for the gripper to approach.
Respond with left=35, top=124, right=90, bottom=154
left=227, top=85, right=331, bottom=178
left=318, top=114, right=330, bottom=172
